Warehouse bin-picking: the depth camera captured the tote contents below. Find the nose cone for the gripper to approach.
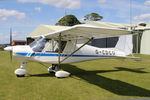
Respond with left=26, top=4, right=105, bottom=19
left=4, top=46, right=13, bottom=51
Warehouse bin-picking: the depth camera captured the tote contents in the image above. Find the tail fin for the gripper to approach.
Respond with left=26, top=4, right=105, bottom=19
left=115, top=35, right=133, bottom=55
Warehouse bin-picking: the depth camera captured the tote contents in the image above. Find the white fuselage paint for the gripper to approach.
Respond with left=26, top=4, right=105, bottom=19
left=12, top=41, right=126, bottom=64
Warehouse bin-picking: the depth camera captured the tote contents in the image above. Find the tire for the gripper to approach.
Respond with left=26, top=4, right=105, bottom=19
left=16, top=74, right=25, bottom=77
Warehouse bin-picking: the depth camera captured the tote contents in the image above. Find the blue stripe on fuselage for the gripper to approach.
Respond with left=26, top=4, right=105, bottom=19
left=16, top=52, right=116, bottom=58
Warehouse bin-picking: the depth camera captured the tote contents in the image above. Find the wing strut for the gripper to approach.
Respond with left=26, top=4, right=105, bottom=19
left=60, top=37, right=94, bottom=63
left=58, top=33, right=61, bottom=68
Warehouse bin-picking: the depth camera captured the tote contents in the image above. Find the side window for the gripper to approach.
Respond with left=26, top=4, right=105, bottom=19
left=61, top=41, right=67, bottom=52
left=43, top=40, right=67, bottom=53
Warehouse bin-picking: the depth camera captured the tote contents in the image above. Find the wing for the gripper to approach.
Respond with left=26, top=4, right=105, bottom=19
left=44, top=24, right=132, bottom=40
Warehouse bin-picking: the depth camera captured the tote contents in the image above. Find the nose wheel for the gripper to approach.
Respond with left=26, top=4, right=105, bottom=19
left=15, top=62, right=29, bottom=77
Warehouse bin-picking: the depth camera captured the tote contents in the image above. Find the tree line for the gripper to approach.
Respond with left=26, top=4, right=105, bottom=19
left=56, top=12, right=146, bottom=27
left=56, top=13, right=103, bottom=26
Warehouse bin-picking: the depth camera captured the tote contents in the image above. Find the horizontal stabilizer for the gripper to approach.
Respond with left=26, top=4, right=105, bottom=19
left=117, top=56, right=143, bottom=61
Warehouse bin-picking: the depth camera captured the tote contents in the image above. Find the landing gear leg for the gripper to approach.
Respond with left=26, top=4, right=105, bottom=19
left=14, top=62, right=29, bottom=77
left=48, top=64, right=60, bottom=73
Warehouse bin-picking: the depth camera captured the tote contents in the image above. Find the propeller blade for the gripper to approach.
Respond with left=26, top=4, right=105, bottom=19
left=10, top=51, right=12, bottom=63
left=10, top=28, right=12, bottom=45
left=10, top=28, right=13, bottom=63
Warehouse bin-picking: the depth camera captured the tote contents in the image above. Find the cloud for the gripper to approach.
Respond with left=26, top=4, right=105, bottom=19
left=12, top=31, right=28, bottom=40
left=0, top=30, right=29, bottom=44
left=96, top=0, right=131, bottom=20
left=98, top=0, right=106, bottom=3
left=134, top=14, right=150, bottom=21
left=18, top=0, right=81, bottom=9
left=94, top=0, right=150, bottom=23
left=0, top=33, right=9, bottom=44
left=144, top=0, right=150, bottom=6
left=34, top=7, right=41, bottom=12
left=0, top=33, right=4, bottom=37
left=0, top=9, right=26, bottom=21
left=1, top=17, right=7, bottom=21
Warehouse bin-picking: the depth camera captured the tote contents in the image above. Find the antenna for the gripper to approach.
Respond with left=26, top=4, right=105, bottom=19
left=129, top=0, right=139, bottom=54
left=65, top=9, right=67, bottom=16
left=129, top=0, right=136, bottom=55
left=130, top=0, right=132, bottom=29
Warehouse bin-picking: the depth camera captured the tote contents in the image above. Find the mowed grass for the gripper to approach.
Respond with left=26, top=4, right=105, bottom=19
left=0, top=51, right=150, bottom=100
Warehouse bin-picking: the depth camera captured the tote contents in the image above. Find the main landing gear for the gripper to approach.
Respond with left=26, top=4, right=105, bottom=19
left=14, top=62, right=29, bottom=77
left=14, top=63, right=70, bottom=78
left=48, top=64, right=70, bottom=78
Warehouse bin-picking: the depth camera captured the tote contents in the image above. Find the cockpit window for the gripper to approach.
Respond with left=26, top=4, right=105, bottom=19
left=29, top=36, right=47, bottom=52
left=29, top=36, right=67, bottom=53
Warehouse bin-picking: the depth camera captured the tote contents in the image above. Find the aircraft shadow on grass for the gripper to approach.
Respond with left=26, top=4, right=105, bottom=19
left=28, top=64, right=150, bottom=97
left=61, top=64, right=150, bottom=97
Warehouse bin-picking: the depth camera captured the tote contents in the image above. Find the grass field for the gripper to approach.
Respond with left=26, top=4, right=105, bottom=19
left=0, top=51, right=150, bottom=100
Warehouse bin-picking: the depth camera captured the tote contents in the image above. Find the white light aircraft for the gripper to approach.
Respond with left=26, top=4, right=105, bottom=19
left=4, top=24, right=143, bottom=78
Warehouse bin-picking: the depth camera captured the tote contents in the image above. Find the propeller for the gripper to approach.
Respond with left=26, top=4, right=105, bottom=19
left=3, top=28, right=13, bottom=63
left=10, top=28, right=13, bottom=63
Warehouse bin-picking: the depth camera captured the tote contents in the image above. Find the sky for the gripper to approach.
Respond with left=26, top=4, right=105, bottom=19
left=1, top=0, right=150, bottom=44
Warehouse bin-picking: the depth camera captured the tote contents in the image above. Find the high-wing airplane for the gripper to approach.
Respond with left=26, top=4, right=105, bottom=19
left=4, top=24, right=145, bottom=78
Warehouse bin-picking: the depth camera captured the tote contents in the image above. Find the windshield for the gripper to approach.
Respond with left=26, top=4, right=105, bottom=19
left=29, top=37, right=67, bottom=53
left=29, top=36, right=47, bottom=52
